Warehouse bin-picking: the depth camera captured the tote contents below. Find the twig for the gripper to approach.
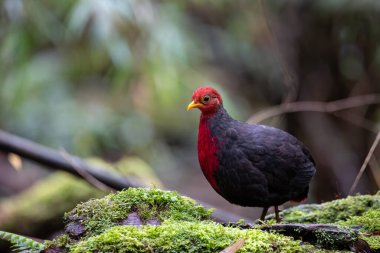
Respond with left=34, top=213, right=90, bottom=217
left=247, top=94, right=380, bottom=124
left=349, top=130, right=380, bottom=195
left=60, top=149, right=115, bottom=192
left=332, top=111, right=378, bottom=133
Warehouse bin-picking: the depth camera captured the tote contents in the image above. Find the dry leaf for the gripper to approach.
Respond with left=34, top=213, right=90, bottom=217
left=8, top=153, right=23, bottom=171
left=219, top=238, right=245, bottom=253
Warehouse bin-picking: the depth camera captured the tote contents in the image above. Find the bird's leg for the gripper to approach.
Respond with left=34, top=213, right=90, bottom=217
left=260, top=207, right=269, bottom=221
left=274, top=205, right=281, bottom=223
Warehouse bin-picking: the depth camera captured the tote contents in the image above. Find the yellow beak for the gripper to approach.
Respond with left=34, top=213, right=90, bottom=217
left=187, top=101, right=202, bottom=111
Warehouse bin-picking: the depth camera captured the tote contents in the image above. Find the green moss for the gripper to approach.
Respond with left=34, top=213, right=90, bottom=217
left=341, top=209, right=380, bottom=232
left=362, top=235, right=380, bottom=250
left=280, top=192, right=380, bottom=251
left=281, top=192, right=380, bottom=226
left=65, top=188, right=213, bottom=238
left=46, top=189, right=380, bottom=252
left=70, top=221, right=316, bottom=253
left=344, top=208, right=380, bottom=250
left=44, top=234, right=71, bottom=252
left=313, top=227, right=358, bottom=248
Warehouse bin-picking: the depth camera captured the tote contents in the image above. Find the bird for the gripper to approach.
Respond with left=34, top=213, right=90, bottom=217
left=187, top=86, right=316, bottom=222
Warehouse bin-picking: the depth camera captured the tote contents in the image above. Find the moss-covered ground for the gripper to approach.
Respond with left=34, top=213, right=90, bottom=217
left=70, top=221, right=315, bottom=253
left=280, top=192, right=380, bottom=250
left=64, top=188, right=212, bottom=238
left=45, top=188, right=380, bottom=252
left=49, top=188, right=320, bottom=252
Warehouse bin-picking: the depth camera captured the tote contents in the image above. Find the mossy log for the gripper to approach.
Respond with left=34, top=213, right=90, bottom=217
left=46, top=188, right=315, bottom=252
left=263, top=192, right=380, bottom=252
left=43, top=188, right=380, bottom=252
left=261, top=224, right=371, bottom=252
left=224, top=222, right=364, bottom=251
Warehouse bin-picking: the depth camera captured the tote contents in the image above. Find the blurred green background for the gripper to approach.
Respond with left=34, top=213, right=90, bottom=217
left=1, top=0, right=380, bottom=236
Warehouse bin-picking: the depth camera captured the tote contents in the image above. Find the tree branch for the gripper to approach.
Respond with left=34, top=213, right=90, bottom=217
left=0, top=129, right=251, bottom=223
left=0, top=129, right=146, bottom=190
left=247, top=94, right=380, bottom=124
left=59, top=149, right=116, bottom=192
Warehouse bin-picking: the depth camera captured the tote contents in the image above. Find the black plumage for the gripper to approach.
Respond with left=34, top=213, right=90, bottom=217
left=208, top=107, right=315, bottom=208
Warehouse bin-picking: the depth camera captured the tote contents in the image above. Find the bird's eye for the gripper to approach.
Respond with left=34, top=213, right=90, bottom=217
left=202, top=95, right=211, bottom=104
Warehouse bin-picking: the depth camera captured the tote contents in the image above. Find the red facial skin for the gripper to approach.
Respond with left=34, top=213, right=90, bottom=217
left=190, top=87, right=223, bottom=191
left=191, top=86, right=223, bottom=116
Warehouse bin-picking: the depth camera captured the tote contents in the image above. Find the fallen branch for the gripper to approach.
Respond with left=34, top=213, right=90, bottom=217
left=0, top=129, right=145, bottom=190
left=224, top=222, right=370, bottom=251
left=247, top=94, right=380, bottom=124
left=0, top=129, right=250, bottom=223
left=260, top=224, right=369, bottom=251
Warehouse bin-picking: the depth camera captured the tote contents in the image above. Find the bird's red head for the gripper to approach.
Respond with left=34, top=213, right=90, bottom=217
left=187, top=86, right=223, bottom=115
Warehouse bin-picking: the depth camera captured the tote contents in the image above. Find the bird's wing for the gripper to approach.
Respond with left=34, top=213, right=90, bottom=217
left=231, top=123, right=316, bottom=190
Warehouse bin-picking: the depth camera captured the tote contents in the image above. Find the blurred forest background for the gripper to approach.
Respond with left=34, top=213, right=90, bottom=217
left=1, top=0, right=380, bottom=247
